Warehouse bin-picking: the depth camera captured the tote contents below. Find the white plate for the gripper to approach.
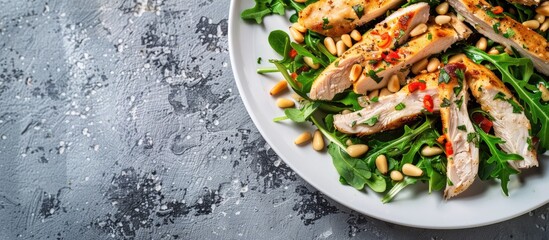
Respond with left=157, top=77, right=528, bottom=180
left=228, top=1, right=549, bottom=229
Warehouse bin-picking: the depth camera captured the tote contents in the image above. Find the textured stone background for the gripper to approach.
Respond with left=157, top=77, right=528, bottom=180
left=0, top=0, right=548, bottom=239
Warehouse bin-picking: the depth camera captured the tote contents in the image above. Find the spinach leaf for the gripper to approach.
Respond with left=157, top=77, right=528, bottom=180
left=268, top=30, right=291, bottom=58
left=464, top=46, right=549, bottom=149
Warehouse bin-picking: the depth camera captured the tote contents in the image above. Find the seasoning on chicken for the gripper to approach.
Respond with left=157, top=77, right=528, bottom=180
left=309, top=3, right=431, bottom=100
left=462, top=58, right=538, bottom=169
left=353, top=15, right=472, bottom=94
left=448, top=0, right=549, bottom=75
left=333, top=73, right=440, bottom=136
left=438, top=63, right=479, bottom=199
left=506, top=0, right=539, bottom=6
left=298, top=0, right=404, bottom=37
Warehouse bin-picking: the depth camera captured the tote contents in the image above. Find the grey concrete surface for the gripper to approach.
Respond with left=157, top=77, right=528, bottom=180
left=0, top=0, right=547, bottom=239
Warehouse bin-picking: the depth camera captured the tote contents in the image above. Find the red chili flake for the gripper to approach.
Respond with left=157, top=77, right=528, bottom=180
left=384, top=50, right=400, bottom=64
left=289, top=49, right=298, bottom=59
left=437, top=135, right=446, bottom=145
left=398, top=12, right=415, bottom=29
left=408, top=81, right=427, bottom=93
left=491, top=6, right=504, bottom=14
left=472, top=113, right=493, bottom=133
left=445, top=141, right=454, bottom=155
left=423, top=94, right=434, bottom=112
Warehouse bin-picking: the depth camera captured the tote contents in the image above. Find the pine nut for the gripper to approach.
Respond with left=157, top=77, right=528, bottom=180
left=541, top=19, right=549, bottom=31
left=410, top=23, right=428, bottom=37
left=543, top=1, right=549, bottom=6
left=535, top=14, right=546, bottom=24
left=411, top=58, right=428, bottom=74
left=387, top=75, right=401, bottom=93
left=350, top=30, right=362, bottom=41
left=402, top=163, right=423, bottom=177
left=368, top=89, right=379, bottom=99
left=346, top=139, right=353, bottom=146
left=539, top=83, right=549, bottom=102
left=435, top=2, right=449, bottom=15
left=270, top=80, right=288, bottom=96
left=448, top=53, right=466, bottom=63
left=426, top=58, right=441, bottom=73
left=290, top=27, right=304, bottom=43
left=346, top=144, right=369, bottom=157
left=294, top=132, right=312, bottom=145
left=276, top=98, right=295, bottom=108
left=536, top=5, right=549, bottom=17
left=475, top=37, right=487, bottom=51
left=487, top=47, right=500, bottom=55
left=421, top=145, right=444, bottom=156
left=390, top=170, right=404, bottom=181
left=523, top=20, right=540, bottom=30
left=379, top=88, right=392, bottom=97
left=349, top=64, right=363, bottom=82
left=324, top=37, right=337, bottom=55
left=375, top=155, right=388, bottom=174
left=292, top=22, right=307, bottom=33
left=336, top=40, right=347, bottom=57
left=312, top=130, right=325, bottom=151
left=341, top=34, right=353, bottom=48
left=303, top=56, right=320, bottom=69
left=342, top=109, right=353, bottom=114
left=435, top=15, right=451, bottom=25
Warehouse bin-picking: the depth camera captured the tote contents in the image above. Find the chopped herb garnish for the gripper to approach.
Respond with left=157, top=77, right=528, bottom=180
left=371, top=96, right=379, bottom=103
left=467, top=132, right=479, bottom=147
left=493, top=22, right=501, bottom=34
left=457, top=125, right=467, bottom=131
left=527, top=137, right=533, bottom=151
left=439, top=68, right=450, bottom=83
left=361, top=114, right=379, bottom=126
left=485, top=9, right=504, bottom=19
left=395, top=102, right=406, bottom=110
left=368, top=69, right=384, bottom=83
left=454, top=96, right=464, bottom=109
left=441, top=98, right=451, bottom=107
left=357, top=112, right=362, bottom=117
left=322, top=17, right=333, bottom=30
left=353, top=4, right=364, bottom=19
left=503, top=28, right=515, bottom=38
left=427, top=32, right=432, bottom=40
left=344, top=18, right=355, bottom=22
left=351, top=120, right=357, bottom=127
left=455, top=69, right=465, bottom=82
left=257, top=57, right=262, bottom=64
left=453, top=86, right=463, bottom=96
left=334, top=60, right=339, bottom=67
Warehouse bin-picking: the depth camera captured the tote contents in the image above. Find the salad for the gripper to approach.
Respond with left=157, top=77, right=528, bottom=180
left=241, top=0, right=548, bottom=202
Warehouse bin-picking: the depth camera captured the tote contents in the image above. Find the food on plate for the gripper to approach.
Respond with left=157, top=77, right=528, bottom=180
left=333, top=73, right=441, bottom=135
left=449, top=0, right=549, bottom=75
left=309, top=3, right=431, bottom=100
left=437, top=63, right=479, bottom=198
left=242, top=0, right=548, bottom=202
left=298, top=0, right=404, bottom=37
left=462, top=58, right=538, bottom=169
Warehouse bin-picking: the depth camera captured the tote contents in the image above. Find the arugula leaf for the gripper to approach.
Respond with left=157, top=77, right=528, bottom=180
left=464, top=46, right=549, bottom=149
left=241, top=0, right=287, bottom=24
left=328, top=144, right=386, bottom=192
left=270, top=60, right=310, bottom=100
left=474, top=124, right=522, bottom=195
left=335, top=91, right=363, bottom=111
left=290, top=42, right=329, bottom=67
left=268, top=30, right=291, bottom=58
left=274, top=101, right=320, bottom=122
left=382, top=177, right=416, bottom=203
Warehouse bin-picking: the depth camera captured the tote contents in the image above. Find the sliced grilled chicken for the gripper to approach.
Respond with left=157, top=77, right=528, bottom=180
left=353, top=16, right=472, bottom=94
left=448, top=0, right=549, bottom=75
left=462, top=58, right=538, bottom=169
left=309, top=3, right=430, bottom=100
left=298, top=0, right=404, bottom=37
left=506, top=0, right=539, bottom=5
left=333, top=73, right=440, bottom=136
left=438, top=63, right=479, bottom=199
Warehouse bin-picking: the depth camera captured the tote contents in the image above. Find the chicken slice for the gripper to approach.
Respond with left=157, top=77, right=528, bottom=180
left=298, top=0, right=404, bottom=37
left=309, top=3, right=430, bottom=100
left=353, top=16, right=472, bottom=94
left=462, top=58, right=538, bottom=169
left=506, top=0, right=539, bottom=6
left=333, top=73, right=440, bottom=136
left=448, top=0, right=549, bottom=75
left=438, top=63, right=479, bottom=199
